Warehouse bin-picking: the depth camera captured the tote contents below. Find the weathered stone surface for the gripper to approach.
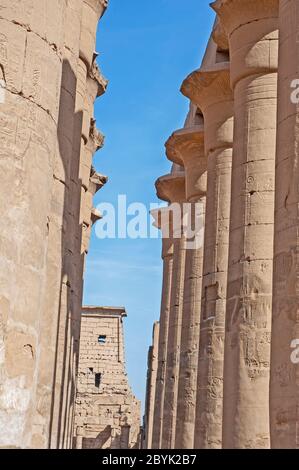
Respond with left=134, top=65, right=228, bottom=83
left=155, top=167, right=186, bottom=449
left=211, top=0, right=279, bottom=449
left=151, top=209, right=174, bottom=449
left=270, top=0, right=299, bottom=449
left=74, top=307, right=141, bottom=449
left=145, top=0, right=299, bottom=451
left=0, top=0, right=109, bottom=449
left=165, top=122, right=207, bottom=449
left=144, top=322, right=159, bottom=449
left=182, top=56, right=233, bottom=449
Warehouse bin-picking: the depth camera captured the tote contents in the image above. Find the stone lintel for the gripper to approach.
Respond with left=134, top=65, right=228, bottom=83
left=155, top=173, right=186, bottom=204
left=211, top=0, right=279, bottom=36
left=82, top=306, right=127, bottom=318
left=181, top=62, right=231, bottom=112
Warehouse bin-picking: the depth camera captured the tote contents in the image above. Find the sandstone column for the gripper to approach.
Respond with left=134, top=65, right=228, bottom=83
left=270, top=0, right=299, bottom=449
left=211, top=0, right=279, bottom=448
left=155, top=169, right=186, bottom=449
left=165, top=124, right=207, bottom=449
left=0, top=0, right=67, bottom=448
left=151, top=209, right=174, bottom=449
left=182, top=61, right=234, bottom=448
left=144, top=322, right=160, bottom=449
left=49, top=0, right=108, bottom=449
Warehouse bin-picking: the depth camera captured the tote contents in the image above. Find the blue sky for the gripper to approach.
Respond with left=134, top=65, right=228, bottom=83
left=83, top=0, right=215, bottom=408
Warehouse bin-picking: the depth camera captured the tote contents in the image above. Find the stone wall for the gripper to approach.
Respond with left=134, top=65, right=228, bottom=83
left=74, top=307, right=141, bottom=449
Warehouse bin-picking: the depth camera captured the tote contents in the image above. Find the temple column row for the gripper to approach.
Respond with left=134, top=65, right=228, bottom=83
left=150, top=0, right=299, bottom=450
left=151, top=215, right=174, bottom=449
left=182, top=61, right=234, bottom=449
left=155, top=168, right=187, bottom=449
left=165, top=123, right=207, bottom=449
left=150, top=0, right=282, bottom=450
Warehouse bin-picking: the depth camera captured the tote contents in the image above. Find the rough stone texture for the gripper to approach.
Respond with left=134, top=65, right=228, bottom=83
left=212, top=0, right=279, bottom=449
left=144, top=322, right=159, bottom=449
left=270, top=0, right=299, bottom=449
left=0, top=0, right=108, bottom=448
left=165, top=117, right=207, bottom=449
left=182, top=54, right=234, bottom=448
left=151, top=209, right=174, bottom=449
left=74, top=307, right=141, bottom=449
left=155, top=167, right=186, bottom=449
left=145, top=0, right=299, bottom=451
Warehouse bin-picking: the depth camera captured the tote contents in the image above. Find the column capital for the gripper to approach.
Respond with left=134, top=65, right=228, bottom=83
left=181, top=63, right=234, bottom=153
left=212, top=17, right=229, bottom=52
left=151, top=208, right=174, bottom=259
left=155, top=173, right=186, bottom=204
left=211, top=0, right=279, bottom=88
left=88, top=58, right=108, bottom=98
left=181, top=63, right=231, bottom=111
left=165, top=127, right=206, bottom=201
left=165, top=126, right=205, bottom=167
left=91, top=207, right=102, bottom=225
left=89, top=168, right=108, bottom=195
left=211, top=0, right=279, bottom=35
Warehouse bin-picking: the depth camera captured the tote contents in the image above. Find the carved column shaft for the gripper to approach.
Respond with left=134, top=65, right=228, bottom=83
left=161, top=226, right=187, bottom=449
left=155, top=172, right=186, bottom=449
left=144, top=322, right=160, bottom=449
left=175, top=197, right=206, bottom=449
left=165, top=126, right=207, bottom=449
left=51, top=0, right=108, bottom=449
left=212, top=0, right=279, bottom=449
left=152, top=235, right=174, bottom=449
left=0, top=0, right=68, bottom=449
left=182, top=62, right=234, bottom=449
left=270, top=0, right=299, bottom=449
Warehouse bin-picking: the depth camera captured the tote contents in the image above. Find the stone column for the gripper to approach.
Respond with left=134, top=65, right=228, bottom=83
left=49, top=0, right=108, bottom=449
left=0, top=0, right=67, bottom=449
left=165, top=126, right=207, bottom=449
left=211, top=0, right=279, bottom=448
left=182, top=61, right=233, bottom=448
left=151, top=210, right=174, bottom=449
left=155, top=170, right=186, bottom=449
left=270, top=0, right=299, bottom=449
left=144, top=322, right=160, bottom=449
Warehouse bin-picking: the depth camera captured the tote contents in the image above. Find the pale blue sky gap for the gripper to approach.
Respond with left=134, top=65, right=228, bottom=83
left=83, top=0, right=215, bottom=409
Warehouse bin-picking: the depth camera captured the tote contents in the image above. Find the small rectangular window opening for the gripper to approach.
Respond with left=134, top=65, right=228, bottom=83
left=98, top=335, right=106, bottom=344
left=95, top=373, right=101, bottom=388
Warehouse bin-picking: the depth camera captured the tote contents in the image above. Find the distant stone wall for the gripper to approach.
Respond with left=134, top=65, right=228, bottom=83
left=74, top=307, right=141, bottom=449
